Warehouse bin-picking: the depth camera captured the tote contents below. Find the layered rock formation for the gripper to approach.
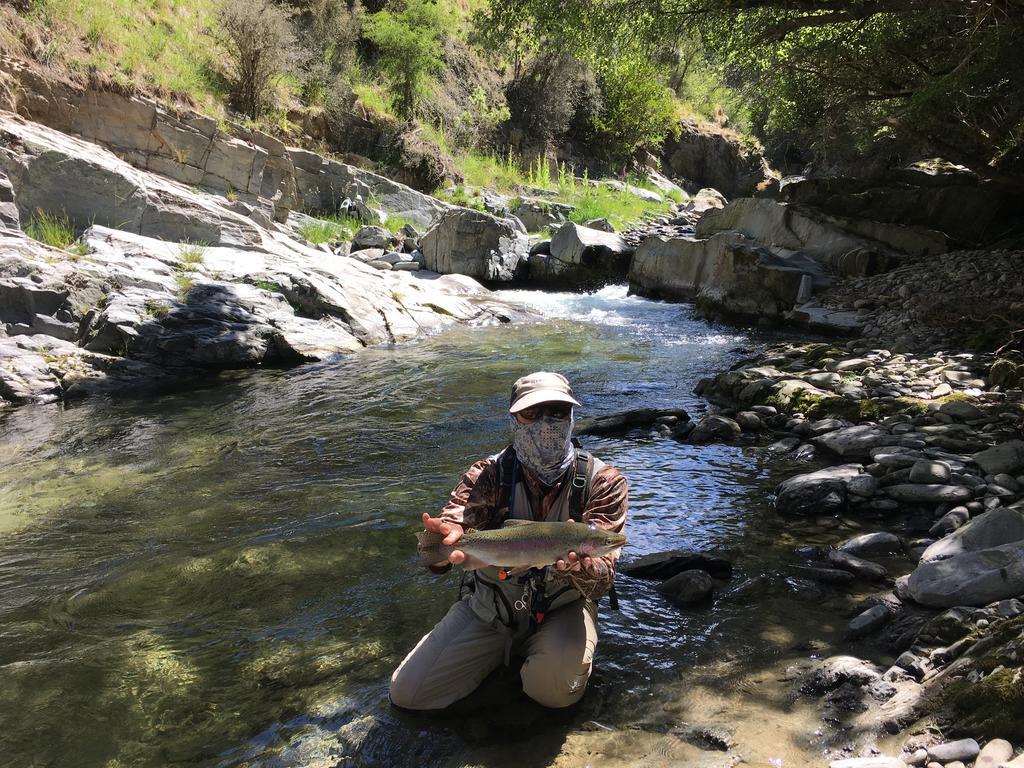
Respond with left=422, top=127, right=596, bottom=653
left=0, top=109, right=532, bottom=408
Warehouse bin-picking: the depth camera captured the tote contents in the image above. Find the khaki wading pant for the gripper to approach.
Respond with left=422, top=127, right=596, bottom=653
left=390, top=596, right=598, bottom=710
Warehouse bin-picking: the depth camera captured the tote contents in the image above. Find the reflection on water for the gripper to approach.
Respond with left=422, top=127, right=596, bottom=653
left=0, top=286, right=840, bottom=767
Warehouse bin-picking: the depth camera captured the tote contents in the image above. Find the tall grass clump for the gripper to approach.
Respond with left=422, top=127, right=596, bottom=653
left=299, top=213, right=361, bottom=245
left=25, top=210, right=77, bottom=249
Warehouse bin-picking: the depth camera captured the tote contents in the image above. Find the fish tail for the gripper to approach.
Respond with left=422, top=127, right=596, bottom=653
left=416, top=529, right=453, bottom=567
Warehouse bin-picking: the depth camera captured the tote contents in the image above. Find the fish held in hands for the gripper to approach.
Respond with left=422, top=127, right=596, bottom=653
left=416, top=519, right=626, bottom=571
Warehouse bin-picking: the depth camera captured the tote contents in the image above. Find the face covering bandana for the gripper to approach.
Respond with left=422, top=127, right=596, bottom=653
left=511, top=414, right=575, bottom=485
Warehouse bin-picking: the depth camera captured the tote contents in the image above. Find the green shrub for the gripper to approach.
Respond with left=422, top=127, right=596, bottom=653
left=25, top=210, right=77, bottom=250
left=217, top=0, right=297, bottom=119
left=178, top=240, right=208, bottom=266
left=362, top=0, right=449, bottom=119
left=594, top=51, right=678, bottom=161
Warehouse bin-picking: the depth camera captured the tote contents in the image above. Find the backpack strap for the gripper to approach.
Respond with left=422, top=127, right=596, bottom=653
left=568, top=449, right=593, bottom=522
left=496, top=445, right=519, bottom=517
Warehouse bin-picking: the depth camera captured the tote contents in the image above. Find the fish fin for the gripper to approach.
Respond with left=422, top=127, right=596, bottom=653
left=461, top=553, right=489, bottom=571
left=415, top=529, right=452, bottom=568
left=500, top=519, right=533, bottom=528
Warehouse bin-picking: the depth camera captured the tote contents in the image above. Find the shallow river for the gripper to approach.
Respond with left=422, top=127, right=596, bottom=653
left=0, top=287, right=871, bottom=767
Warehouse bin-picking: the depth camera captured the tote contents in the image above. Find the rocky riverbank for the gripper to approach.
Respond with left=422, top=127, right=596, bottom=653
left=662, top=340, right=1024, bottom=766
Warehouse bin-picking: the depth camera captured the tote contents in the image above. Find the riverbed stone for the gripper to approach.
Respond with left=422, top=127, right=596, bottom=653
left=847, top=474, right=881, bottom=497
left=828, top=550, right=889, bottom=581
left=908, top=541, right=1024, bottom=607
left=839, top=532, right=903, bottom=557
left=938, top=400, right=985, bottom=421
left=973, top=441, right=1024, bottom=475
left=657, top=569, right=715, bottom=606
left=420, top=208, right=528, bottom=282
left=927, top=739, right=980, bottom=763
left=621, top=550, right=733, bottom=580
left=908, top=460, right=952, bottom=484
left=813, top=426, right=901, bottom=461
left=689, top=414, right=742, bottom=443
left=767, top=436, right=800, bottom=454
left=847, top=604, right=891, bottom=637
left=921, top=507, right=1024, bottom=563
left=775, top=464, right=864, bottom=515
left=976, top=739, right=1014, bottom=768
left=884, top=484, right=972, bottom=504
left=928, top=506, right=970, bottom=537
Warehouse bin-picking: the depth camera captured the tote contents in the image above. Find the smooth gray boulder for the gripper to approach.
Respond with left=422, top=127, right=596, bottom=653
left=812, top=426, right=901, bottom=461
left=828, top=549, right=889, bottom=581
left=775, top=464, right=864, bottom=515
left=908, top=459, right=951, bottom=483
left=657, top=569, right=715, bottom=606
left=973, top=440, right=1024, bottom=475
left=839, top=532, right=903, bottom=558
left=419, top=208, right=528, bottom=282
left=530, top=223, right=632, bottom=288
left=909, top=540, right=1024, bottom=607
left=920, top=507, right=1024, bottom=563
left=847, top=604, right=891, bottom=637
left=628, top=232, right=816, bottom=318
left=927, top=740, right=980, bottom=763
left=884, top=484, right=972, bottom=504
left=688, top=414, right=742, bottom=444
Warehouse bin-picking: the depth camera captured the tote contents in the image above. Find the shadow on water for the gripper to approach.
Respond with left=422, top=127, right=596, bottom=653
left=0, top=286, right=854, bottom=767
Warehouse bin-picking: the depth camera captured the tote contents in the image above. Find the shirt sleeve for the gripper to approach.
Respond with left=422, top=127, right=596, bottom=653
left=427, top=458, right=502, bottom=574
left=557, top=463, right=629, bottom=600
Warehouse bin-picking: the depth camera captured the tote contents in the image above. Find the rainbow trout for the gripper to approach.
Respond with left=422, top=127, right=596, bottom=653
left=416, top=519, right=626, bottom=571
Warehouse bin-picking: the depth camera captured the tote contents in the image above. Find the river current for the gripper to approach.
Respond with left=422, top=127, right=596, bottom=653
left=0, top=287, right=862, bottom=767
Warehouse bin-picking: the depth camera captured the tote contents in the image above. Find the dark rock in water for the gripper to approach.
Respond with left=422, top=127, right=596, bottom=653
left=775, top=464, right=863, bottom=515
left=688, top=414, right=742, bottom=444
left=621, top=550, right=733, bottom=580
left=827, top=549, right=889, bottom=581
left=576, top=407, right=689, bottom=436
left=657, top=569, right=714, bottom=606
left=847, top=604, right=891, bottom=637
left=792, top=565, right=856, bottom=585
left=671, top=722, right=735, bottom=752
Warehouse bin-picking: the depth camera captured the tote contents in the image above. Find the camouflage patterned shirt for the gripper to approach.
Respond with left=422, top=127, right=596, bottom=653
left=435, top=450, right=629, bottom=600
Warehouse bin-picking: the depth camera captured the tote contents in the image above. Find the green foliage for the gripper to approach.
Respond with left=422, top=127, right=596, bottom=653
left=299, top=0, right=362, bottom=110
left=362, top=0, right=449, bottom=119
left=174, top=274, right=195, bottom=300
left=693, top=2, right=1024, bottom=176
left=25, top=210, right=77, bottom=250
left=593, top=51, right=678, bottom=161
left=178, top=240, right=208, bottom=267
left=252, top=279, right=285, bottom=293
left=564, top=183, right=668, bottom=230
left=299, top=213, right=360, bottom=245
left=526, top=154, right=552, bottom=188
left=384, top=214, right=414, bottom=233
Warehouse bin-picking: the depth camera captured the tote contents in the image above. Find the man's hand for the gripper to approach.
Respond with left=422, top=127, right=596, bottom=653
left=554, top=518, right=609, bottom=578
left=554, top=551, right=608, bottom=578
left=422, top=512, right=466, bottom=566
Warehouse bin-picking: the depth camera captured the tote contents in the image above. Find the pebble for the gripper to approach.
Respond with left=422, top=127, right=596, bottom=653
left=904, top=748, right=928, bottom=766
left=976, top=739, right=1014, bottom=768
left=928, top=739, right=980, bottom=763
left=848, top=604, right=891, bottom=636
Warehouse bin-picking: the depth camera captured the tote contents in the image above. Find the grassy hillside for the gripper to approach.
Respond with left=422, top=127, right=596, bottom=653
left=0, top=0, right=750, bottom=228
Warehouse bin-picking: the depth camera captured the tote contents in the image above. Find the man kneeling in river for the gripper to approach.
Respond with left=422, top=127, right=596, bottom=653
left=390, top=371, right=629, bottom=710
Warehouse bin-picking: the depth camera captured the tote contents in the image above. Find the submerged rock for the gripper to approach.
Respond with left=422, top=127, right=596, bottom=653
left=657, top=569, right=715, bottom=606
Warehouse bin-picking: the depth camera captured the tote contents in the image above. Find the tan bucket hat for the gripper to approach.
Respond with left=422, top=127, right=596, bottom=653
left=509, top=371, right=581, bottom=413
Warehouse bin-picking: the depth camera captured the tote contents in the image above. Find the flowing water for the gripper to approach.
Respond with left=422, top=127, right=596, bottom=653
left=0, top=287, right=872, bottom=768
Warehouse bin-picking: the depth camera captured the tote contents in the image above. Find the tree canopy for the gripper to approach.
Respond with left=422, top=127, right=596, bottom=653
left=480, top=0, right=1024, bottom=180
